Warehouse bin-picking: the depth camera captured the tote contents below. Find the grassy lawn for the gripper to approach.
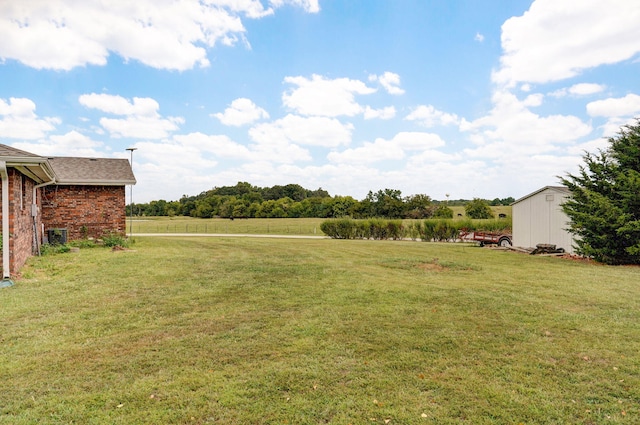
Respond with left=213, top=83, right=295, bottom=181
left=1, top=237, right=639, bottom=424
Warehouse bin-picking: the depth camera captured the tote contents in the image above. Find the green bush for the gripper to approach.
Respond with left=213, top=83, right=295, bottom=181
left=406, top=221, right=423, bottom=240
left=320, top=218, right=358, bottom=239
left=321, top=217, right=511, bottom=242
left=101, top=232, right=130, bottom=248
left=472, top=219, right=512, bottom=232
left=433, top=220, right=458, bottom=242
left=321, top=218, right=405, bottom=240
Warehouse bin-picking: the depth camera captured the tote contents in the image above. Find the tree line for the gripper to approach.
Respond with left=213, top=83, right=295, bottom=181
left=129, top=181, right=514, bottom=220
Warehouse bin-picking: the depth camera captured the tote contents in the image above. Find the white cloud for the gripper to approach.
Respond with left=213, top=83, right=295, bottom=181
left=494, top=0, right=640, bottom=86
left=598, top=116, right=639, bottom=138
left=0, top=0, right=317, bottom=71
left=392, top=132, right=446, bottom=150
left=283, top=74, right=376, bottom=117
left=405, top=105, right=459, bottom=127
left=98, top=116, right=184, bottom=139
left=584, top=93, right=640, bottom=137
left=566, top=137, right=610, bottom=155
left=173, top=132, right=251, bottom=158
left=328, top=131, right=445, bottom=164
left=461, top=90, right=592, bottom=146
left=569, top=83, right=606, bottom=96
left=363, top=106, right=396, bottom=120
left=0, top=97, right=59, bottom=139
left=586, top=94, right=640, bottom=118
left=522, top=93, right=544, bottom=107
left=328, top=138, right=404, bottom=164
left=209, top=0, right=275, bottom=18
left=550, top=83, right=606, bottom=98
left=249, top=114, right=353, bottom=148
left=269, top=0, right=320, bottom=13
left=213, top=98, right=269, bottom=126
left=475, top=32, right=485, bottom=42
left=79, top=93, right=160, bottom=116
left=12, top=131, right=104, bottom=157
left=407, top=149, right=460, bottom=165
left=79, top=93, right=183, bottom=138
left=248, top=143, right=312, bottom=164
left=369, top=72, right=405, bottom=95
left=133, top=139, right=219, bottom=198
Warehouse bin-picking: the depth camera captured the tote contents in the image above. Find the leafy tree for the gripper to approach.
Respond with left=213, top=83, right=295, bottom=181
left=404, top=194, right=432, bottom=218
left=432, top=205, right=453, bottom=219
left=366, top=189, right=405, bottom=218
left=282, top=184, right=308, bottom=201
left=560, top=119, right=640, bottom=265
left=464, top=198, right=494, bottom=219
left=489, top=197, right=514, bottom=206
left=309, top=187, right=330, bottom=198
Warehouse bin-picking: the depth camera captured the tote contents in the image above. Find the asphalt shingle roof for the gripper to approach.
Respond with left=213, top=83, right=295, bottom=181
left=0, top=144, right=136, bottom=185
left=0, top=144, right=45, bottom=159
left=47, top=157, right=136, bottom=185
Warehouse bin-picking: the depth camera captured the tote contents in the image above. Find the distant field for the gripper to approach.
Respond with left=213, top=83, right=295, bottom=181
left=127, top=206, right=512, bottom=235
left=128, top=217, right=326, bottom=235
left=450, top=205, right=512, bottom=218
left=1, top=237, right=638, bottom=423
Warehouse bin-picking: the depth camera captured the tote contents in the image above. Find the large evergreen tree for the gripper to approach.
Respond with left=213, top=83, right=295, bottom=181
left=560, top=119, right=640, bottom=265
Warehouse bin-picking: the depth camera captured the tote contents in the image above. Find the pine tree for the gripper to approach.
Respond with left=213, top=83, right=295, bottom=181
left=561, top=119, right=640, bottom=265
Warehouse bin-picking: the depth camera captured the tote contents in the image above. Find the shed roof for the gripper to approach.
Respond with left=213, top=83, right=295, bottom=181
left=47, top=157, right=136, bottom=186
left=512, top=186, right=570, bottom=205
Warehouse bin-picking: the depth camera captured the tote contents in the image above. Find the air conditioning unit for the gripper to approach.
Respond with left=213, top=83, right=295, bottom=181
left=47, top=228, right=68, bottom=245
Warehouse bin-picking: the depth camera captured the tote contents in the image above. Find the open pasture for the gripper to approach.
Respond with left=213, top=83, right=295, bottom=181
left=128, top=217, right=326, bottom=236
left=127, top=210, right=512, bottom=236
left=1, top=236, right=638, bottom=424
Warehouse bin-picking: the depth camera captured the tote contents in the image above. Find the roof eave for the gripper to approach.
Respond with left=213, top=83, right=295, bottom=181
left=55, top=179, right=137, bottom=186
left=512, top=185, right=570, bottom=205
left=10, top=161, right=57, bottom=185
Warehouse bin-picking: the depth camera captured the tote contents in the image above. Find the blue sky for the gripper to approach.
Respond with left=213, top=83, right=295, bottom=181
left=1, top=0, right=639, bottom=203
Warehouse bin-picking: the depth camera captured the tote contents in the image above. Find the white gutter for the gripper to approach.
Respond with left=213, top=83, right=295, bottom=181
left=0, top=160, right=11, bottom=283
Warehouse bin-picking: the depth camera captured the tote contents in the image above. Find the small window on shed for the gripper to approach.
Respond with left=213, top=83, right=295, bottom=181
left=545, top=194, right=554, bottom=202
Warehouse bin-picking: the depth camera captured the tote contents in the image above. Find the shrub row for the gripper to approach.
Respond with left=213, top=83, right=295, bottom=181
left=321, top=218, right=512, bottom=241
left=320, top=219, right=404, bottom=240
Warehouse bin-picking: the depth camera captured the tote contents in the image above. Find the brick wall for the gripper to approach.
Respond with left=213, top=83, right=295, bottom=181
left=41, top=185, right=127, bottom=240
left=0, top=169, right=41, bottom=274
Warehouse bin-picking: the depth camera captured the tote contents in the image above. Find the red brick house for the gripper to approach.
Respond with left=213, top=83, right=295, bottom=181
left=0, top=144, right=136, bottom=283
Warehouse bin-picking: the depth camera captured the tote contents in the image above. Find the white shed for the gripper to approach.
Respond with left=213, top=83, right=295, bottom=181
left=512, top=186, right=575, bottom=253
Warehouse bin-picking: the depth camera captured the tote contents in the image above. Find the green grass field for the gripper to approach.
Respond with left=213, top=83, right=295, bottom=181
left=1, top=236, right=638, bottom=424
left=128, top=217, right=327, bottom=235
left=126, top=208, right=512, bottom=236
